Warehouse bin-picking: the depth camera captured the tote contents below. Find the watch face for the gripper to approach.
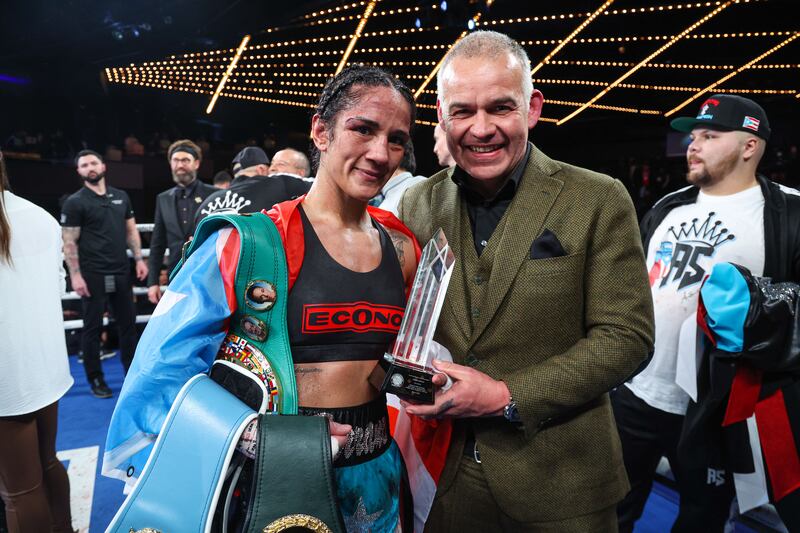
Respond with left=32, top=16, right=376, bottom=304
left=504, top=402, right=519, bottom=422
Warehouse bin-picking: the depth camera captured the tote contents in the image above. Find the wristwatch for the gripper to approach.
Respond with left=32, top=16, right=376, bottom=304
left=503, top=396, right=520, bottom=423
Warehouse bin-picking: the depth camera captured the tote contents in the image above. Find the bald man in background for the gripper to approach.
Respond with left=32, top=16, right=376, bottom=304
left=268, top=148, right=311, bottom=178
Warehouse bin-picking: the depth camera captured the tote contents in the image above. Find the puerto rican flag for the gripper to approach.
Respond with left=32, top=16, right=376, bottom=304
left=105, top=204, right=452, bottom=529
left=388, top=395, right=451, bottom=532
left=742, top=116, right=760, bottom=132
left=103, top=227, right=241, bottom=488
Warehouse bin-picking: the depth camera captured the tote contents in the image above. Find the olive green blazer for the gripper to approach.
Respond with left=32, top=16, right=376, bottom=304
left=398, top=145, right=655, bottom=522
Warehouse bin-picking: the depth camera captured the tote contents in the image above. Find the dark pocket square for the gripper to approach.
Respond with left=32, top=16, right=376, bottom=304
left=530, top=229, right=567, bottom=259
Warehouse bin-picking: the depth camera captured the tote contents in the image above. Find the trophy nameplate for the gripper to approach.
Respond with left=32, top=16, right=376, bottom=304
left=371, top=228, right=455, bottom=404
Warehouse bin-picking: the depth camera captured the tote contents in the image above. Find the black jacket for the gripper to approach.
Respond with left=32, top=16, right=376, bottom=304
left=147, top=180, right=217, bottom=286
left=640, top=175, right=800, bottom=283
left=194, top=173, right=312, bottom=225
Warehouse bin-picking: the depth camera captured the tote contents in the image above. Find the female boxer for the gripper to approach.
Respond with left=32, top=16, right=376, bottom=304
left=104, top=66, right=419, bottom=532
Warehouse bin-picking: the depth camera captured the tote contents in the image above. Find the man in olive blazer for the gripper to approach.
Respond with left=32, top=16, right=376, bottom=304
left=398, top=31, right=654, bottom=531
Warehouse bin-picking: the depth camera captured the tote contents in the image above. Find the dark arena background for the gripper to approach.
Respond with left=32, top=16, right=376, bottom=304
left=0, top=0, right=797, bottom=531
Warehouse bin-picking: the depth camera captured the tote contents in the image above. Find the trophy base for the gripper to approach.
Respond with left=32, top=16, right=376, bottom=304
left=376, top=357, right=435, bottom=404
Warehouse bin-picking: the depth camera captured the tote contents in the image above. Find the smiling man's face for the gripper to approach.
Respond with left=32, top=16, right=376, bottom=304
left=438, top=53, right=541, bottom=193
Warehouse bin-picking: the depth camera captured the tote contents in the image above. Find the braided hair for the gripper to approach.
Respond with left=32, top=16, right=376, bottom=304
left=311, top=64, right=416, bottom=172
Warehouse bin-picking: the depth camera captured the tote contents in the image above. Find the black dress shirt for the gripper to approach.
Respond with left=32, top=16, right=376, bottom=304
left=451, top=143, right=531, bottom=255
left=175, top=179, right=199, bottom=238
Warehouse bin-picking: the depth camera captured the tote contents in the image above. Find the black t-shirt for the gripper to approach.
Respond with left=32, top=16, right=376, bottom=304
left=195, top=173, right=312, bottom=223
left=61, top=186, right=134, bottom=274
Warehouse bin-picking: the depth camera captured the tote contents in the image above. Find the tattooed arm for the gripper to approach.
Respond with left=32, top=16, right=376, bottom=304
left=126, top=218, right=148, bottom=281
left=387, top=228, right=417, bottom=285
left=62, top=226, right=91, bottom=297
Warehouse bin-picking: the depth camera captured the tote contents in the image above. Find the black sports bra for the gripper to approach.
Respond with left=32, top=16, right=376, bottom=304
left=287, top=206, right=406, bottom=364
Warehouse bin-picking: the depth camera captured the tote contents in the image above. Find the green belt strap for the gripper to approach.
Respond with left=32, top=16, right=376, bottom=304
left=175, top=212, right=298, bottom=415
left=245, top=415, right=345, bottom=533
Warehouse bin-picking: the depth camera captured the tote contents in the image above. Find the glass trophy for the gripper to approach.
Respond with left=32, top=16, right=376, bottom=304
left=373, top=228, right=455, bottom=404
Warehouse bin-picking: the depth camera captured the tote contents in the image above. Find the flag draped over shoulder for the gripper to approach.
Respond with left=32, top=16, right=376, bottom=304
left=102, top=227, right=240, bottom=487
left=105, top=201, right=452, bottom=530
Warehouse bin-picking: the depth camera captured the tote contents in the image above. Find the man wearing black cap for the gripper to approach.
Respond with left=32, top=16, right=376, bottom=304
left=147, top=140, right=216, bottom=304
left=613, top=94, right=800, bottom=531
left=195, top=146, right=312, bottom=223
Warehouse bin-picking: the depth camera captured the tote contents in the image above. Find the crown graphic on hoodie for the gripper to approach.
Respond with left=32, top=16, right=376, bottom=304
left=667, top=212, right=735, bottom=248
left=200, top=191, right=253, bottom=216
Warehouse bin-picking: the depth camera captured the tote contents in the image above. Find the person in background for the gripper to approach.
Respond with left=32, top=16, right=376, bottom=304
left=614, top=94, right=800, bottom=532
left=0, top=149, right=74, bottom=533
left=61, top=149, right=148, bottom=398
left=371, top=140, right=426, bottom=215
left=433, top=122, right=455, bottom=168
left=147, top=140, right=216, bottom=304
left=196, top=147, right=312, bottom=222
left=268, top=148, right=311, bottom=178
left=212, top=170, right=232, bottom=190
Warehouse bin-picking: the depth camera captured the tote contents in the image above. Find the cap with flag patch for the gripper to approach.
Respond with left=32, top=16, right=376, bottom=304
left=670, top=94, right=770, bottom=141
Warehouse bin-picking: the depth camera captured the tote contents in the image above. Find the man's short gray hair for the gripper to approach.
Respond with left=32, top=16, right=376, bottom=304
left=287, top=148, right=311, bottom=177
left=437, top=31, right=533, bottom=114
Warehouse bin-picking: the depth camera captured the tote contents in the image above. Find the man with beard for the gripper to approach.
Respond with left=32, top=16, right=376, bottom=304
left=147, top=140, right=216, bottom=304
left=613, top=94, right=800, bottom=531
left=61, top=150, right=148, bottom=398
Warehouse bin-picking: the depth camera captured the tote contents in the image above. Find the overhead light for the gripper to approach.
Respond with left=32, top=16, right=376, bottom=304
left=415, top=17, right=421, bottom=28
left=467, top=18, right=475, bottom=30
left=440, top=1, right=447, bottom=11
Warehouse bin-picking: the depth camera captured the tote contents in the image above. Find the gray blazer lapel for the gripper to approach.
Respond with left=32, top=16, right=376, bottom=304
left=470, top=147, right=564, bottom=345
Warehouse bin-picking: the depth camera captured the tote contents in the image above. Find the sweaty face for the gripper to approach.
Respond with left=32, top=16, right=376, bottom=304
left=76, top=155, right=106, bottom=183
left=313, top=85, right=411, bottom=202
left=686, top=129, right=744, bottom=189
left=170, top=153, right=200, bottom=186
left=439, top=54, right=540, bottom=190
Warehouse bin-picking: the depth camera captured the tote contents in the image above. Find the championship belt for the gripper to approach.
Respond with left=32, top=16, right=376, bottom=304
left=183, top=212, right=298, bottom=416
left=113, top=212, right=340, bottom=531
left=106, top=374, right=257, bottom=533
left=244, top=415, right=345, bottom=533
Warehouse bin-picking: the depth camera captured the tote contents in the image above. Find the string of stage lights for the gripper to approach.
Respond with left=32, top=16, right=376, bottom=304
left=665, top=31, right=800, bottom=116
left=110, top=0, right=761, bottom=70
left=110, top=69, right=792, bottom=121
left=557, top=0, right=735, bottom=124
left=107, top=64, right=797, bottom=98
left=117, top=28, right=793, bottom=77
left=104, top=0, right=797, bottom=124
